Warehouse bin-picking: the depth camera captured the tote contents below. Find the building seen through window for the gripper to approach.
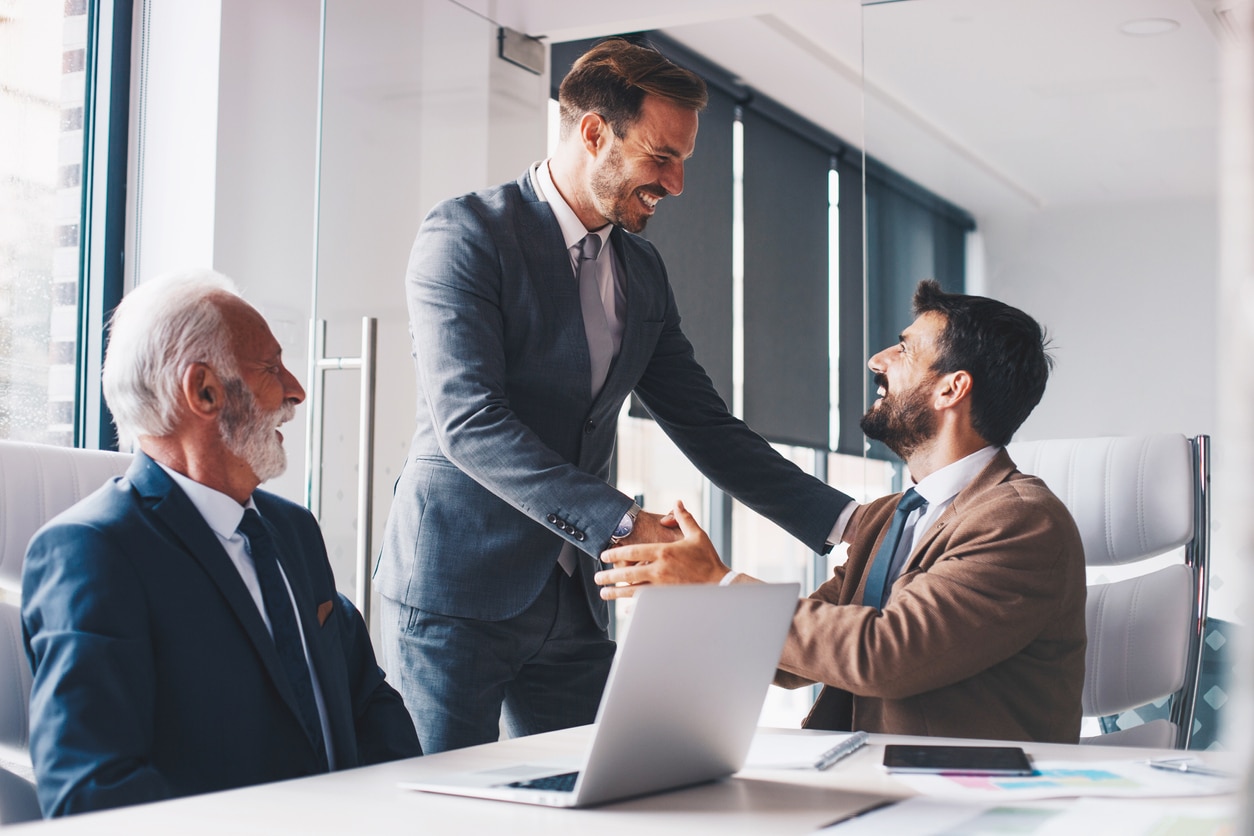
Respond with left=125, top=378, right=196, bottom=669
left=0, top=0, right=88, bottom=446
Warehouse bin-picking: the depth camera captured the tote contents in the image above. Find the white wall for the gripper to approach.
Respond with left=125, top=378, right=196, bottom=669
left=126, top=0, right=321, bottom=503
left=126, top=0, right=223, bottom=278
left=214, top=0, right=322, bottom=503
left=980, top=197, right=1217, bottom=442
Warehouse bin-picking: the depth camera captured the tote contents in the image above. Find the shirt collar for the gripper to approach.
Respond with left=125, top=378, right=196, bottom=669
left=912, top=445, right=1000, bottom=508
left=157, top=462, right=257, bottom=539
left=533, top=159, right=611, bottom=254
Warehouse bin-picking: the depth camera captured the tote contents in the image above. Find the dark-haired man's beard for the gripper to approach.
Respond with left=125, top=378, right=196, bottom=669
left=589, top=141, right=665, bottom=234
left=219, top=379, right=294, bottom=484
left=860, top=375, right=937, bottom=461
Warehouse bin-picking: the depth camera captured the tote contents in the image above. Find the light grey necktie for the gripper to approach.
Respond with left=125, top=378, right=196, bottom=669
left=576, top=233, right=613, bottom=400
left=556, top=234, right=610, bottom=577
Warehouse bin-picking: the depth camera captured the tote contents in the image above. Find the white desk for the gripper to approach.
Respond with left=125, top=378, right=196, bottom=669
left=9, top=728, right=1240, bottom=834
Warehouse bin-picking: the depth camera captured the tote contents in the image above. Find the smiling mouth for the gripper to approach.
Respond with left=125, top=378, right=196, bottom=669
left=637, top=189, right=661, bottom=211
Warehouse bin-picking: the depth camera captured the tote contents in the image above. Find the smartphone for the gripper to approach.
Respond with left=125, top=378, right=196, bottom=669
left=882, top=744, right=1034, bottom=775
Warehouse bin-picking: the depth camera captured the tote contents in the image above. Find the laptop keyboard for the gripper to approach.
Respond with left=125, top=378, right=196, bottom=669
left=507, top=771, right=579, bottom=792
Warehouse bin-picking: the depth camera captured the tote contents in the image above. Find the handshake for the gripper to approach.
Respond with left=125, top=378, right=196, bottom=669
left=594, top=500, right=736, bottom=599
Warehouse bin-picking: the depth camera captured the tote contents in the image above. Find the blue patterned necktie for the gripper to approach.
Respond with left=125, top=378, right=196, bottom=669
left=861, top=488, right=928, bottom=610
left=238, top=509, right=328, bottom=771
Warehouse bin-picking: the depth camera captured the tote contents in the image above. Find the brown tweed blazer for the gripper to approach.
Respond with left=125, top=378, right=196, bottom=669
left=775, top=449, right=1086, bottom=743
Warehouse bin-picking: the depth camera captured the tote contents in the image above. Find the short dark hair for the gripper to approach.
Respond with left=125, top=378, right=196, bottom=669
left=558, top=38, right=708, bottom=139
left=913, top=280, right=1053, bottom=447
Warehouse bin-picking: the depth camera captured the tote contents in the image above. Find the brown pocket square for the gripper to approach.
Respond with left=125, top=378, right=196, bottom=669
left=317, top=600, right=334, bottom=626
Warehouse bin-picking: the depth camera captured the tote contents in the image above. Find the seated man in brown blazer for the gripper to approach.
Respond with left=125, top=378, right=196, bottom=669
left=594, top=280, right=1086, bottom=743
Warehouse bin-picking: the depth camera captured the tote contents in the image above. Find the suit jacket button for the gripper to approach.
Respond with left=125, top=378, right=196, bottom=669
left=584, top=421, right=595, bottom=434
left=575, top=531, right=586, bottom=541
left=547, top=514, right=558, bottom=524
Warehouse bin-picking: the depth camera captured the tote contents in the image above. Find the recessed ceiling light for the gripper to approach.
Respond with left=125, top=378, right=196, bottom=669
left=1119, top=18, right=1181, bottom=36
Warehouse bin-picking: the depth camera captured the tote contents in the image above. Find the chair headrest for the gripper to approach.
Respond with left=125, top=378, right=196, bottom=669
left=1006, top=434, right=1194, bottom=566
left=0, top=441, right=132, bottom=593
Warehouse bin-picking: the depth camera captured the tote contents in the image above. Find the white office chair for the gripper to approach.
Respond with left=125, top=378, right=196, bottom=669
left=0, top=440, right=132, bottom=824
left=1006, top=434, right=1208, bottom=749
left=0, top=603, right=39, bottom=825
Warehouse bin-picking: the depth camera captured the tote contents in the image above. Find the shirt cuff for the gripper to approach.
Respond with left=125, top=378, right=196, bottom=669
left=826, top=500, right=859, bottom=546
left=718, top=570, right=740, bottom=586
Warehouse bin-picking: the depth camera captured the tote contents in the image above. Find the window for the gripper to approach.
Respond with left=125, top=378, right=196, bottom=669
left=0, top=1, right=91, bottom=445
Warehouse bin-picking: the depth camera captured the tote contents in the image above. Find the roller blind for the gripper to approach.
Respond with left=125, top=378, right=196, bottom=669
left=862, top=163, right=971, bottom=460
left=741, top=110, right=832, bottom=450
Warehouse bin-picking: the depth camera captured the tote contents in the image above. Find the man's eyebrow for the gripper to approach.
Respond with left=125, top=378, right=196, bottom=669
left=651, top=142, right=694, bottom=161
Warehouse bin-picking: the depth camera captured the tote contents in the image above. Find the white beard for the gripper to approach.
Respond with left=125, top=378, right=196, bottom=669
left=219, top=380, right=294, bottom=484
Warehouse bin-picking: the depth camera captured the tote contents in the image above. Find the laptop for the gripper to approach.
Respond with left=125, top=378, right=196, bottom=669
left=399, top=581, right=800, bottom=808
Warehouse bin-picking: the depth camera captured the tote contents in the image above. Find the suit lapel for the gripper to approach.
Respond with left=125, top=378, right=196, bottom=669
left=517, top=169, right=594, bottom=395
left=904, top=449, right=1019, bottom=571
left=127, top=455, right=307, bottom=727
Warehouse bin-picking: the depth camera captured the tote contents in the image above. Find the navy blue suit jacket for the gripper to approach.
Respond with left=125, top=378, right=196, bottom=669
left=21, top=453, right=420, bottom=817
left=378, top=168, right=853, bottom=629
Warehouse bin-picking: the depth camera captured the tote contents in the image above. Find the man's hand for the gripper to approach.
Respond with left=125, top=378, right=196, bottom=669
left=617, top=509, right=682, bottom=547
left=595, top=500, right=730, bottom=599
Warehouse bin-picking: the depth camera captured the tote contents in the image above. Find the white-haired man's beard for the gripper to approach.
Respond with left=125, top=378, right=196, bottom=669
left=218, top=379, right=294, bottom=483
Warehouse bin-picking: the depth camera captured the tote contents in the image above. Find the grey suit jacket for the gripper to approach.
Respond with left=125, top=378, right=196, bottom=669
left=775, top=450, right=1087, bottom=743
left=377, top=169, right=852, bottom=628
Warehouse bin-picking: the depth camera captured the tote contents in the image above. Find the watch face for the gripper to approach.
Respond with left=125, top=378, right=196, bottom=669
left=613, top=521, right=633, bottom=539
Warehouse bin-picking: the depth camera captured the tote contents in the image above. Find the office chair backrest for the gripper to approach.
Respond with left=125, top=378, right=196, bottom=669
left=0, top=440, right=132, bottom=595
left=0, top=439, right=132, bottom=824
left=0, top=602, right=31, bottom=767
left=1006, top=434, right=1208, bottom=749
left=0, top=601, right=39, bottom=824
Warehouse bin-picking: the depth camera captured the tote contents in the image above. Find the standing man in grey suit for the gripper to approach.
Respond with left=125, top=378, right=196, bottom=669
left=376, top=38, right=855, bottom=754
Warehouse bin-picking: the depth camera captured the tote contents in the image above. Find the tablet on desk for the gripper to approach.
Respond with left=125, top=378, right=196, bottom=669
left=882, top=744, right=1034, bottom=776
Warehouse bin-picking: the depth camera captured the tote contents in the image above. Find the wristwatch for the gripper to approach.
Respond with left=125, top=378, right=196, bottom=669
left=609, top=503, right=641, bottom=545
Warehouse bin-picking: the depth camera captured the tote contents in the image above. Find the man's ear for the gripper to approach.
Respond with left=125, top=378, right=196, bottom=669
left=579, top=112, right=609, bottom=155
left=934, top=370, right=973, bottom=410
left=182, top=363, right=224, bottom=420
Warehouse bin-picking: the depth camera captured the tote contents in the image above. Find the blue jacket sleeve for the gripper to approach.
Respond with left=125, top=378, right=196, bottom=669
left=22, top=522, right=171, bottom=817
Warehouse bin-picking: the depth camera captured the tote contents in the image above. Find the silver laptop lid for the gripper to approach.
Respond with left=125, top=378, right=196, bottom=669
left=573, top=581, right=800, bottom=806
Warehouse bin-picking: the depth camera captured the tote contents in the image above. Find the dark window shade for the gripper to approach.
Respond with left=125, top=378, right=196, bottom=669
left=835, top=153, right=867, bottom=458
left=741, top=110, right=831, bottom=450
left=862, top=167, right=968, bottom=461
left=634, top=84, right=736, bottom=409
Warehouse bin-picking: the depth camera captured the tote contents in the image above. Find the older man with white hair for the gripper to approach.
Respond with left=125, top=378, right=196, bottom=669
left=21, top=269, right=421, bottom=818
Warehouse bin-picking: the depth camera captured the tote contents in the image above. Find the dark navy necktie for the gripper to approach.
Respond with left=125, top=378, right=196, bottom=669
left=238, top=509, right=328, bottom=771
left=861, top=488, right=927, bottom=610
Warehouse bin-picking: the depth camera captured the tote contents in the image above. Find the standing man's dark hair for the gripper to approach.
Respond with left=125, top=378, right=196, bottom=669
left=558, top=38, right=708, bottom=139
left=912, top=280, right=1053, bottom=447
